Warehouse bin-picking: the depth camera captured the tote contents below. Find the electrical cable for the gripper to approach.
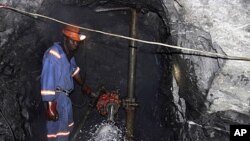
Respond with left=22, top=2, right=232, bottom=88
left=0, top=108, right=16, bottom=141
left=1, top=4, right=250, bottom=61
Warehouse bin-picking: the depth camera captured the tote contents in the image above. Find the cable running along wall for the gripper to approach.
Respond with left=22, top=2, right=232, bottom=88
left=1, top=4, right=250, bottom=61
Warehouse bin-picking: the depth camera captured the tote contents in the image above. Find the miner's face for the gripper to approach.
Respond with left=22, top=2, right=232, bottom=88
left=65, top=37, right=81, bottom=53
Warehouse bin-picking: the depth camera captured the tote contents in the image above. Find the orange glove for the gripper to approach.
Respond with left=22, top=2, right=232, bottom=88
left=82, top=84, right=92, bottom=95
left=46, top=101, right=59, bottom=121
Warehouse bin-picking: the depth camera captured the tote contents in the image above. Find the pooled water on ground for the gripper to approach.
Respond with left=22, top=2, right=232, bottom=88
left=88, top=121, right=123, bottom=141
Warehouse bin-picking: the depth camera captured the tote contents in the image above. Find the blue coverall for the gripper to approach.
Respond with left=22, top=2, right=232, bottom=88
left=41, top=42, right=80, bottom=141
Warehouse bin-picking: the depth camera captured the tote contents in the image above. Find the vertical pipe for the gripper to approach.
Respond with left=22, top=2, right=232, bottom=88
left=126, top=9, right=137, bottom=141
left=126, top=107, right=135, bottom=141
left=128, top=9, right=137, bottom=99
left=107, top=104, right=115, bottom=122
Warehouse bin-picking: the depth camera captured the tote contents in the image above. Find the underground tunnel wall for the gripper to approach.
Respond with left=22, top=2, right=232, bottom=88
left=162, top=0, right=250, bottom=140
left=1, top=0, right=170, bottom=140
left=1, top=0, right=250, bottom=141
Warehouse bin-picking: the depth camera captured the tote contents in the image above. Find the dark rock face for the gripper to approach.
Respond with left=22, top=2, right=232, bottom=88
left=169, top=23, right=224, bottom=118
left=0, top=1, right=45, bottom=140
left=159, top=1, right=224, bottom=139
left=185, top=110, right=250, bottom=141
left=1, top=0, right=167, bottom=140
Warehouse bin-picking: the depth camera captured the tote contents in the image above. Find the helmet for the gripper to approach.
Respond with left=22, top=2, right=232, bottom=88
left=62, top=25, right=86, bottom=41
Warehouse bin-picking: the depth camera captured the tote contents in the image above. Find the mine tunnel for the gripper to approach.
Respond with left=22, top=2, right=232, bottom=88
left=1, top=0, right=250, bottom=141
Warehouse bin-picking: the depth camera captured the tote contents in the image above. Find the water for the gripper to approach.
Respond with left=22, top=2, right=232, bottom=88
left=89, top=121, right=123, bottom=141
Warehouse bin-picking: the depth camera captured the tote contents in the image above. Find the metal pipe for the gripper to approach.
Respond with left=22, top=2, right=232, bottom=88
left=107, top=104, right=115, bottom=122
left=126, top=9, right=137, bottom=141
left=93, top=7, right=138, bottom=140
left=128, top=9, right=137, bottom=99
left=126, top=109, right=135, bottom=140
left=95, top=7, right=130, bottom=12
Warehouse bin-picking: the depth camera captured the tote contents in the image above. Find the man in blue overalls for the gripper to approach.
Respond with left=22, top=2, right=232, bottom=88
left=40, top=25, right=92, bottom=141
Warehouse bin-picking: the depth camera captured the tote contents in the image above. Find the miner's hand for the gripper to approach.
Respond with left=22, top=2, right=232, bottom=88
left=46, top=101, right=59, bottom=121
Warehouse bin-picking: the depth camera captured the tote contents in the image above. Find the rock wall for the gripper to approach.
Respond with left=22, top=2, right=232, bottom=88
left=0, top=0, right=168, bottom=140
left=178, top=0, right=250, bottom=115
left=0, top=0, right=45, bottom=140
left=161, top=0, right=250, bottom=140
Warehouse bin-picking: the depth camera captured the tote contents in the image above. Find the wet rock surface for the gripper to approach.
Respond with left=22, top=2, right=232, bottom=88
left=160, top=0, right=250, bottom=141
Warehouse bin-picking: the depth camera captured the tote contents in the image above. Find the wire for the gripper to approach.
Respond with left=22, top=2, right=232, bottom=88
left=1, top=4, right=250, bottom=61
left=0, top=108, right=16, bottom=141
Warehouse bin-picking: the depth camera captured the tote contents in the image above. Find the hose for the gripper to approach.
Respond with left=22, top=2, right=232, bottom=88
left=0, top=108, right=16, bottom=141
left=70, top=88, right=102, bottom=141
left=70, top=105, right=93, bottom=141
left=1, top=4, right=250, bottom=61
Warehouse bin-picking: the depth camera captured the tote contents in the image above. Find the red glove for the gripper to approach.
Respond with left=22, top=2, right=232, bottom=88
left=82, top=84, right=92, bottom=95
left=46, top=101, right=59, bottom=121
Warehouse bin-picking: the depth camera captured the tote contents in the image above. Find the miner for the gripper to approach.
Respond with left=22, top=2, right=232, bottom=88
left=40, top=25, right=92, bottom=141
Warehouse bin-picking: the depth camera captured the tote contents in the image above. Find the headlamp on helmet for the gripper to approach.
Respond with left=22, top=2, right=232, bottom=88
left=79, top=34, right=86, bottom=41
